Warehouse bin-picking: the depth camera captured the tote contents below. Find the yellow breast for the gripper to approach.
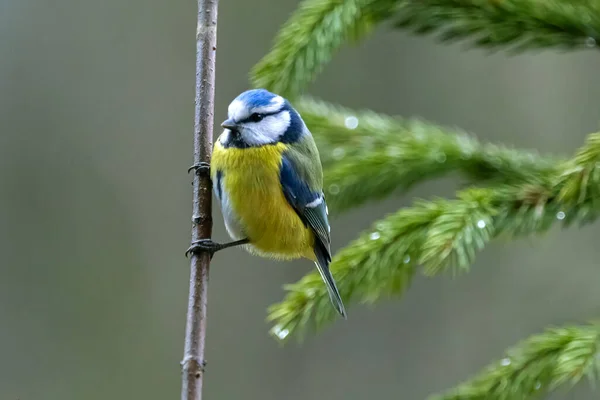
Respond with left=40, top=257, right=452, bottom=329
left=211, top=140, right=315, bottom=260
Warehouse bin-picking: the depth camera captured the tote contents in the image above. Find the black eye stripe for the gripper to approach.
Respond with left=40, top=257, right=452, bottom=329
left=240, top=110, right=280, bottom=123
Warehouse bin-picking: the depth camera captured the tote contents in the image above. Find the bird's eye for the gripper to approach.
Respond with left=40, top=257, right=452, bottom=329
left=248, top=113, right=264, bottom=122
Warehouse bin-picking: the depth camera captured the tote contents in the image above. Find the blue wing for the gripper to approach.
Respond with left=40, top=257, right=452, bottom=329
left=279, top=153, right=346, bottom=318
left=279, top=155, right=330, bottom=255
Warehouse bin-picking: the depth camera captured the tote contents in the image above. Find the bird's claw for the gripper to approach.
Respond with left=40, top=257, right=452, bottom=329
left=185, top=239, right=222, bottom=258
left=188, top=162, right=211, bottom=176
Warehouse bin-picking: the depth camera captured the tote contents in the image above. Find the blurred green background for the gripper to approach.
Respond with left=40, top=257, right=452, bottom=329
left=1, top=0, right=599, bottom=399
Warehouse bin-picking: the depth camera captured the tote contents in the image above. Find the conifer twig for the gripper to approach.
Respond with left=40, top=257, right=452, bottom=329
left=181, top=0, right=218, bottom=399
left=268, top=132, right=600, bottom=341
left=395, top=0, right=600, bottom=53
left=251, top=0, right=600, bottom=101
left=296, top=97, right=559, bottom=213
left=250, top=0, right=399, bottom=98
left=429, top=322, right=600, bottom=400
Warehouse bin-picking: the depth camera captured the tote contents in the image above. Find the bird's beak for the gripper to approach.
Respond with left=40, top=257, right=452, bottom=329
left=221, top=118, right=238, bottom=131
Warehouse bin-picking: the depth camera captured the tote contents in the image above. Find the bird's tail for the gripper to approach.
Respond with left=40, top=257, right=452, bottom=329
left=314, top=245, right=347, bottom=319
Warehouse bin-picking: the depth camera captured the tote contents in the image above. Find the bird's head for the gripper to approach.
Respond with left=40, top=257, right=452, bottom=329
left=219, top=89, right=304, bottom=148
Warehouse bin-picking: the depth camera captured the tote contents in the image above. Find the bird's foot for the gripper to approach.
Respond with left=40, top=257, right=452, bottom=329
left=188, top=162, right=211, bottom=176
left=184, top=238, right=249, bottom=259
left=185, top=239, right=224, bottom=258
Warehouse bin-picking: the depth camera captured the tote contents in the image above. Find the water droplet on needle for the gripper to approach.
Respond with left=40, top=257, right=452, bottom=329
left=273, top=325, right=289, bottom=340
left=344, top=116, right=359, bottom=129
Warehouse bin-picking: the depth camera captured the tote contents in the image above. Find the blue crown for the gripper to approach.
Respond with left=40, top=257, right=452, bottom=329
left=236, top=88, right=280, bottom=109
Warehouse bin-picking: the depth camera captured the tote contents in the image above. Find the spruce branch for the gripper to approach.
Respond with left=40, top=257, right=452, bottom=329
left=251, top=0, right=600, bottom=102
left=268, top=132, right=600, bottom=341
left=181, top=0, right=218, bottom=399
left=296, top=97, right=559, bottom=213
left=394, top=0, right=600, bottom=53
left=429, top=322, right=600, bottom=400
left=250, top=0, right=399, bottom=98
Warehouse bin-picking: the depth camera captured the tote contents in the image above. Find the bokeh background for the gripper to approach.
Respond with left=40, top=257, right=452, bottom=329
left=1, top=0, right=599, bottom=399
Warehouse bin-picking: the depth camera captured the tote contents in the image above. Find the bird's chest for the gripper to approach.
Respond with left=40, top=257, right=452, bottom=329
left=211, top=142, right=311, bottom=255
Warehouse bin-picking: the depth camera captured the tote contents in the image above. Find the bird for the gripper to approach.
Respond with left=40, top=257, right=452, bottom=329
left=186, top=88, right=347, bottom=318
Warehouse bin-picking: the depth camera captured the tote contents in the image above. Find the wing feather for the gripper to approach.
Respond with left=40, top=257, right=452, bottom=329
left=279, top=154, right=330, bottom=252
left=279, top=151, right=346, bottom=317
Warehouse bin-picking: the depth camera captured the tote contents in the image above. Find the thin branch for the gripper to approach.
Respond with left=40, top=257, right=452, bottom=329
left=180, top=0, right=219, bottom=399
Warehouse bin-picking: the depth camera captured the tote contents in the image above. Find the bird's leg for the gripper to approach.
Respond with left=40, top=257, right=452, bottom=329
left=185, top=238, right=249, bottom=259
left=188, top=162, right=211, bottom=176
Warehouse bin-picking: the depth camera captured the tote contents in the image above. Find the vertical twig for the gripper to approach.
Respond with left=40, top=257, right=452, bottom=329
left=181, top=0, right=218, bottom=399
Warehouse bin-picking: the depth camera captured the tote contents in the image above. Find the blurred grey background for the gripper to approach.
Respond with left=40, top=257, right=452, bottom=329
left=1, top=0, right=599, bottom=399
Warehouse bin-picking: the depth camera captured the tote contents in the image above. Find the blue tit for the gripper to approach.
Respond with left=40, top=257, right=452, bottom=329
left=186, top=88, right=346, bottom=318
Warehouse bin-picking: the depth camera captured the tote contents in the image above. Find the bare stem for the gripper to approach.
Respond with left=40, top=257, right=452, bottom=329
left=180, top=0, right=218, bottom=399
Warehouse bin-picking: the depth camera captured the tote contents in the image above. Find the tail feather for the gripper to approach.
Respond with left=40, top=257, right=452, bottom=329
left=314, top=244, right=347, bottom=319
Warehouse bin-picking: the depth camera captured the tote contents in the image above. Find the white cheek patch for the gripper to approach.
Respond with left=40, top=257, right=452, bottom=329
left=251, top=96, right=284, bottom=115
left=242, top=110, right=291, bottom=146
left=218, top=130, right=230, bottom=144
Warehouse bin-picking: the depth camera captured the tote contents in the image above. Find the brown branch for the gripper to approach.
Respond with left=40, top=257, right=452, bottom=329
left=180, top=0, right=219, bottom=399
